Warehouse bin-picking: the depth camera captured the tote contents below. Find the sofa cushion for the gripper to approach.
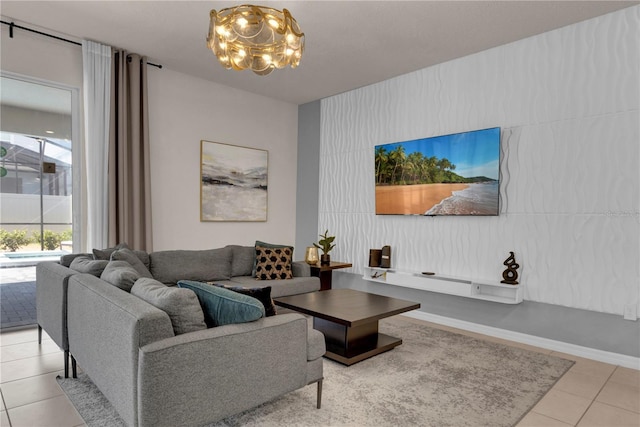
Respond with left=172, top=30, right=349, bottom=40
left=233, top=276, right=321, bottom=298
left=132, top=278, right=207, bottom=335
left=150, top=247, right=232, bottom=285
left=111, top=248, right=153, bottom=278
left=252, top=241, right=294, bottom=277
left=100, top=260, right=140, bottom=292
left=225, top=245, right=255, bottom=277
left=177, top=280, right=265, bottom=327
left=255, top=245, right=293, bottom=280
left=69, top=255, right=109, bottom=276
left=212, top=284, right=276, bottom=317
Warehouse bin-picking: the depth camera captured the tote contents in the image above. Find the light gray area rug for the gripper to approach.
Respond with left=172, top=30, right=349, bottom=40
left=57, top=316, right=573, bottom=427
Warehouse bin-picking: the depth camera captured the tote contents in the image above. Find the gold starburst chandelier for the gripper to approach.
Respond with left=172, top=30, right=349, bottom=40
left=207, top=4, right=304, bottom=76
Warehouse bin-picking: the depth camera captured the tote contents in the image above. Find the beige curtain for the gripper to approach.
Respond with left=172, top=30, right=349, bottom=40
left=108, top=51, right=152, bottom=251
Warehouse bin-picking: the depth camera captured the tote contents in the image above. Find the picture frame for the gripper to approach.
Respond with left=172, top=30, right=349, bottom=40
left=200, top=140, right=268, bottom=222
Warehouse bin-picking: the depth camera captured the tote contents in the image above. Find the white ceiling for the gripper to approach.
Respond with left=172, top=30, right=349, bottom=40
left=1, top=1, right=637, bottom=105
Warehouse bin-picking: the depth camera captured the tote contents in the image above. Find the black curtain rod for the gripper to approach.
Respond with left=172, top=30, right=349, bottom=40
left=1, top=20, right=162, bottom=69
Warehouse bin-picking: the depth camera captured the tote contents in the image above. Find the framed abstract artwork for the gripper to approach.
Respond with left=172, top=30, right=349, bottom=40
left=200, top=140, right=268, bottom=221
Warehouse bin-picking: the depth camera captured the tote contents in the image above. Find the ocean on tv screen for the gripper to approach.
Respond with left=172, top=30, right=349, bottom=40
left=374, top=127, right=500, bottom=216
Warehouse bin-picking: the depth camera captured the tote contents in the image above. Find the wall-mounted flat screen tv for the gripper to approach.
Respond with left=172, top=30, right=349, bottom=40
left=375, top=127, right=500, bottom=216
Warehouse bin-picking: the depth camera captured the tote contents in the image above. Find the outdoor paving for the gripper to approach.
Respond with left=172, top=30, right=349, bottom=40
left=0, top=266, right=37, bottom=284
left=0, top=234, right=67, bottom=332
left=1, top=266, right=37, bottom=329
left=1, top=281, right=36, bottom=328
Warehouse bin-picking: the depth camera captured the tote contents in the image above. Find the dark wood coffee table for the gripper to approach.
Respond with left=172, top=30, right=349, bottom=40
left=274, top=289, right=420, bottom=366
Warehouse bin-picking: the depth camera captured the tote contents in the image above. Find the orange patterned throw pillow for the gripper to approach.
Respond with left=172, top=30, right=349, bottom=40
left=255, top=245, right=293, bottom=280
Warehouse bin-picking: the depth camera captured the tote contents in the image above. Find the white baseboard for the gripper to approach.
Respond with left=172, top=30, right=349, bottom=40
left=402, top=311, right=640, bottom=370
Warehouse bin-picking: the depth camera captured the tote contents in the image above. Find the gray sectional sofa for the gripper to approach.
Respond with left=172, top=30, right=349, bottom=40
left=36, top=244, right=324, bottom=427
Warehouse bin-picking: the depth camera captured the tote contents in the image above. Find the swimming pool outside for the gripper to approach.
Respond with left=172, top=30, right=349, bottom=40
left=0, top=250, right=67, bottom=268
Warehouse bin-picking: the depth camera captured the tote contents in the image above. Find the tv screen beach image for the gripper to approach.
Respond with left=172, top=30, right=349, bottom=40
left=375, top=128, right=500, bottom=216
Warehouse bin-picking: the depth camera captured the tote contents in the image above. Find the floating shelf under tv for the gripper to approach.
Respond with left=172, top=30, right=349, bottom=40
left=363, top=267, right=523, bottom=304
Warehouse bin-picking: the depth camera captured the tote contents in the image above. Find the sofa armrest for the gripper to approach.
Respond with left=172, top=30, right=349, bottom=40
left=36, top=261, right=76, bottom=350
left=137, top=313, right=310, bottom=427
left=292, top=261, right=311, bottom=277
left=67, top=274, right=175, bottom=427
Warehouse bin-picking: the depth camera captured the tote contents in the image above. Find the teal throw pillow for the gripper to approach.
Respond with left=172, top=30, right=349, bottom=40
left=211, top=284, right=277, bottom=317
left=177, top=280, right=265, bottom=327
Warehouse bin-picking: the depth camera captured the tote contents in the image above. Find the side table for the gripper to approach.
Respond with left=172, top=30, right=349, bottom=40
left=309, top=261, right=352, bottom=291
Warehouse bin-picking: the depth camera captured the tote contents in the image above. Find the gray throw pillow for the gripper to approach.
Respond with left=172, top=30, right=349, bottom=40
left=133, top=250, right=151, bottom=269
left=93, top=243, right=129, bottom=260
left=100, top=260, right=140, bottom=292
left=111, top=248, right=153, bottom=278
left=226, top=245, right=255, bottom=277
left=131, top=278, right=207, bottom=335
left=60, top=253, right=93, bottom=268
left=69, top=255, right=109, bottom=276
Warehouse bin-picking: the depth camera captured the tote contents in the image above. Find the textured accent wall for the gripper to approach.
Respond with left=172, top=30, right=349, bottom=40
left=319, top=7, right=639, bottom=316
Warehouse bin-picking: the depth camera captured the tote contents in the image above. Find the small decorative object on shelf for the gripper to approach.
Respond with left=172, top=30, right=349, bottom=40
left=371, top=270, right=387, bottom=280
left=369, top=246, right=391, bottom=267
left=304, top=246, right=319, bottom=265
left=380, top=245, right=391, bottom=268
left=501, top=251, right=520, bottom=285
left=369, top=249, right=382, bottom=267
left=314, top=229, right=335, bottom=266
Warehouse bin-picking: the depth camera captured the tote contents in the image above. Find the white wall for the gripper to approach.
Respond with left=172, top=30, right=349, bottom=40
left=319, top=6, right=640, bottom=316
left=1, top=21, right=300, bottom=253
left=147, top=68, right=299, bottom=250
left=0, top=23, right=83, bottom=87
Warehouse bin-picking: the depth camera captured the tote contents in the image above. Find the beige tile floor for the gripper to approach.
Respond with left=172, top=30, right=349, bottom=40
left=0, top=320, right=638, bottom=427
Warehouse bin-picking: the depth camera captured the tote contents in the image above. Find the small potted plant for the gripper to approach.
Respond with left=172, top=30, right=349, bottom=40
left=313, top=229, right=335, bottom=265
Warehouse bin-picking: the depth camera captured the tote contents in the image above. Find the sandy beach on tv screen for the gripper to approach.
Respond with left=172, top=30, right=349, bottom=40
left=376, top=183, right=468, bottom=215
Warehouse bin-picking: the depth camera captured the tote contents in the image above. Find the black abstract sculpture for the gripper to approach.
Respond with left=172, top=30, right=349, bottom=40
left=501, top=252, right=519, bottom=285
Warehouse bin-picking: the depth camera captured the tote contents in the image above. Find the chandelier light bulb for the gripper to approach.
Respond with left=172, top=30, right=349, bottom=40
left=215, top=25, right=228, bottom=36
left=207, top=5, right=304, bottom=75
